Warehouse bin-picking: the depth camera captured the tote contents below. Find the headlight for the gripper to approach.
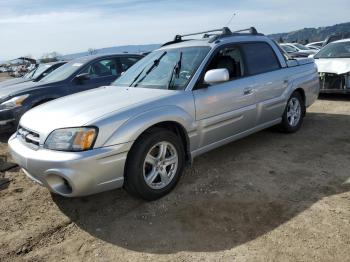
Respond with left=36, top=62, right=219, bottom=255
left=44, top=127, right=98, bottom=151
left=0, top=94, right=29, bottom=110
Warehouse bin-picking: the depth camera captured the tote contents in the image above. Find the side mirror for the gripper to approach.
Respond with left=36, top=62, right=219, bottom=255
left=75, top=73, right=90, bottom=83
left=204, top=69, right=229, bottom=85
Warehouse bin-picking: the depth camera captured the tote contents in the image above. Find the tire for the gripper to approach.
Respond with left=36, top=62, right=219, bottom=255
left=124, top=128, right=185, bottom=201
left=279, top=91, right=305, bottom=133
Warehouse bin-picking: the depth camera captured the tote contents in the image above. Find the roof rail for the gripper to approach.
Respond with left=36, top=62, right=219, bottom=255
left=162, top=27, right=260, bottom=47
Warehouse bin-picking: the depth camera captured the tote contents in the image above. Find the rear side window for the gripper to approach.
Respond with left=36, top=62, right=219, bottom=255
left=242, top=42, right=280, bottom=75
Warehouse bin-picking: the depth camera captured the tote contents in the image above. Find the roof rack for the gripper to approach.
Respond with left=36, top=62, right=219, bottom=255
left=162, top=27, right=261, bottom=47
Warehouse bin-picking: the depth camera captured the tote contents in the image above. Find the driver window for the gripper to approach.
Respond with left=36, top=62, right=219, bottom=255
left=206, top=46, right=245, bottom=80
left=80, top=59, right=118, bottom=79
left=195, top=45, right=244, bottom=89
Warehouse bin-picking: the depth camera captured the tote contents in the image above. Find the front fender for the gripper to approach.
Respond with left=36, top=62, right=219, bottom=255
left=102, top=105, right=196, bottom=147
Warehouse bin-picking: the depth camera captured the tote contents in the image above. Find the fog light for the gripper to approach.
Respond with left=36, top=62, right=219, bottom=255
left=46, top=174, right=73, bottom=195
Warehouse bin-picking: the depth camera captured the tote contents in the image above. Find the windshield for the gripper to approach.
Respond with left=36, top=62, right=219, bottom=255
left=23, top=68, right=36, bottom=79
left=113, top=47, right=210, bottom=90
left=31, top=64, right=51, bottom=79
left=294, top=44, right=309, bottom=50
left=40, top=61, right=82, bottom=83
left=314, top=41, right=350, bottom=59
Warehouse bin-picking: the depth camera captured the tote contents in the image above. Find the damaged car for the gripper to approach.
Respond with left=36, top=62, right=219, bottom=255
left=0, top=61, right=66, bottom=88
left=314, top=38, right=350, bottom=93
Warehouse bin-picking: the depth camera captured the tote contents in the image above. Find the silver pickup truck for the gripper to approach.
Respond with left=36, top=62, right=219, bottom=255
left=9, top=27, right=320, bottom=200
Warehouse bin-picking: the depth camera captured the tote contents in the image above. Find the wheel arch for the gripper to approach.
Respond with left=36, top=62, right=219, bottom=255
left=101, top=106, right=195, bottom=164
left=138, top=121, right=191, bottom=164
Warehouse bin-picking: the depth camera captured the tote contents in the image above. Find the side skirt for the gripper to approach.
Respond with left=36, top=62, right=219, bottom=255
left=190, top=118, right=282, bottom=161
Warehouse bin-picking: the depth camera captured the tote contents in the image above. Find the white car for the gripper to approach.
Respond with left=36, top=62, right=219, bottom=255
left=281, top=43, right=317, bottom=55
left=314, top=38, right=350, bottom=93
left=306, top=41, right=324, bottom=50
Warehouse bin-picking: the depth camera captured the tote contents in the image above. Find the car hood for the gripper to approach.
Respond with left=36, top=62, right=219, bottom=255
left=20, top=86, right=177, bottom=135
left=0, top=78, right=31, bottom=89
left=315, top=58, right=350, bottom=75
left=0, top=81, right=40, bottom=99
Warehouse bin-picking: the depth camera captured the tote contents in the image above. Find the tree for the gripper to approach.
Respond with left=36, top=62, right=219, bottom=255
left=88, top=48, right=98, bottom=55
left=278, top=36, right=284, bottom=43
left=40, top=51, right=62, bottom=63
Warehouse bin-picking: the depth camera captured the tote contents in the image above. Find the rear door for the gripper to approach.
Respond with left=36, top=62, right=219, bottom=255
left=240, top=42, right=288, bottom=125
left=193, top=44, right=257, bottom=148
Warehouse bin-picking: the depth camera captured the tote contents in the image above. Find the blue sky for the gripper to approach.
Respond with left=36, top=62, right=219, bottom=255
left=0, top=0, right=349, bottom=60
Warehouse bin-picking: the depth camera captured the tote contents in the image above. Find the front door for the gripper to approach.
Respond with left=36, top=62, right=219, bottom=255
left=193, top=45, right=257, bottom=148
left=74, top=58, right=120, bottom=93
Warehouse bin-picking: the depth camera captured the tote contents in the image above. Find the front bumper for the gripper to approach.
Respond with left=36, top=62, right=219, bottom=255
left=319, top=73, right=350, bottom=93
left=0, top=106, right=28, bottom=127
left=8, top=134, right=133, bottom=197
left=0, top=108, right=15, bottom=126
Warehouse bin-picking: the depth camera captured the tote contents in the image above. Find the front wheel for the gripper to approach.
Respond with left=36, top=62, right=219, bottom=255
left=279, top=92, right=305, bottom=133
left=124, top=129, right=185, bottom=201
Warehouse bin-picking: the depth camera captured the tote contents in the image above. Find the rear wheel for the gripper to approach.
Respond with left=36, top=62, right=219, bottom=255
left=279, top=92, right=305, bottom=133
left=124, top=128, right=185, bottom=201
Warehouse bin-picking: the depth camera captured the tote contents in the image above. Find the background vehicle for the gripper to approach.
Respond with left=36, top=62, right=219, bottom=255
left=323, top=33, right=350, bottom=46
left=281, top=43, right=317, bottom=55
left=306, top=45, right=321, bottom=51
left=306, top=41, right=323, bottom=49
left=0, top=61, right=66, bottom=88
left=280, top=44, right=310, bottom=58
left=314, top=38, right=350, bottom=93
left=9, top=27, right=319, bottom=200
left=0, top=53, right=143, bottom=127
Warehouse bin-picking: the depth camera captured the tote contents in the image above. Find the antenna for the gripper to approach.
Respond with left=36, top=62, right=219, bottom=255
left=225, top=13, right=236, bottom=27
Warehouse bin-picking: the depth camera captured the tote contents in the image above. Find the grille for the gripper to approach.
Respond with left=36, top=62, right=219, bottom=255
left=320, top=73, right=347, bottom=90
left=17, top=126, right=40, bottom=148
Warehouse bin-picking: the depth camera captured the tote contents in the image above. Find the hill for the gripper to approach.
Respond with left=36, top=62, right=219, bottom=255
left=62, top=44, right=160, bottom=60
left=268, top=22, right=350, bottom=43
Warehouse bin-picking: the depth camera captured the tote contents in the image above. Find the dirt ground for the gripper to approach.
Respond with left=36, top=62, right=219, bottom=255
left=0, top=73, right=12, bottom=82
left=0, top=74, right=349, bottom=261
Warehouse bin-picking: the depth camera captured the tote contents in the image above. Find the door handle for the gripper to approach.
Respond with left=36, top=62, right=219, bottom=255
left=243, top=88, right=253, bottom=95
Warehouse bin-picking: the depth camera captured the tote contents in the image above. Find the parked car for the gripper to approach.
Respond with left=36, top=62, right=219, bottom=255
left=313, top=38, right=350, bottom=93
left=306, top=41, right=323, bottom=50
left=280, top=44, right=310, bottom=58
left=306, top=45, right=321, bottom=51
left=9, top=27, right=319, bottom=200
left=280, top=43, right=317, bottom=55
left=0, top=61, right=66, bottom=88
left=323, top=33, right=350, bottom=47
left=0, top=53, right=142, bottom=128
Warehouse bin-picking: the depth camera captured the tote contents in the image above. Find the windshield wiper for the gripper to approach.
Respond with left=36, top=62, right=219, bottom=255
left=167, top=52, right=183, bottom=90
left=130, top=51, right=167, bottom=87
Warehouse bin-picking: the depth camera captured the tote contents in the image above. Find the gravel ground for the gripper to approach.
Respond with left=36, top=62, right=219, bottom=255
left=0, top=74, right=349, bottom=261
